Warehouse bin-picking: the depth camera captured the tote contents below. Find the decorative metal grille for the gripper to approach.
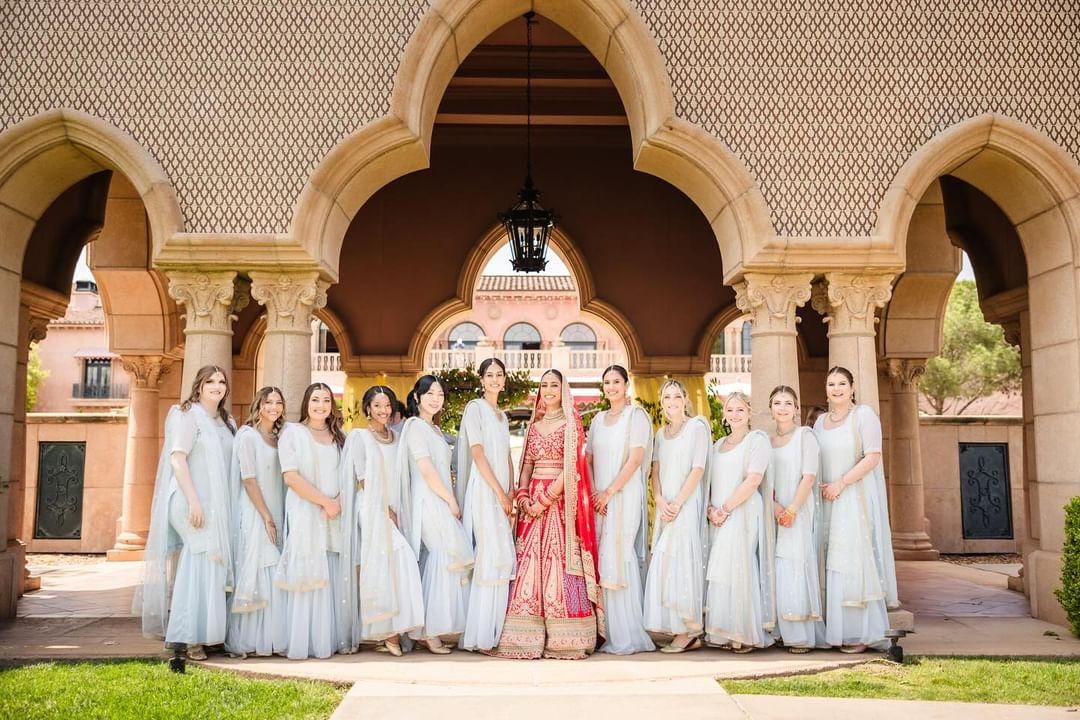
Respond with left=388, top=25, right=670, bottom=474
left=958, top=442, right=1013, bottom=540
left=34, top=442, right=86, bottom=540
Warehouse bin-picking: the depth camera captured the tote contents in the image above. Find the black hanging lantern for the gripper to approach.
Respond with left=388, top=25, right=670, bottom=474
left=499, top=11, right=555, bottom=273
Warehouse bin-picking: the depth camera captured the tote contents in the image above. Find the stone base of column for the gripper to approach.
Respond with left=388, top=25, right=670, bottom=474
left=1025, top=549, right=1067, bottom=626
left=892, top=530, right=940, bottom=560
left=107, top=532, right=147, bottom=562
left=0, top=540, right=27, bottom=618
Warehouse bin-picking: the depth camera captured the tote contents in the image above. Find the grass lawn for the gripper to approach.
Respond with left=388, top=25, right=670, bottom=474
left=720, top=656, right=1080, bottom=706
left=0, top=660, right=347, bottom=720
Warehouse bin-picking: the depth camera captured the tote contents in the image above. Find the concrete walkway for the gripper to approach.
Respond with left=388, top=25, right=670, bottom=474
left=3, top=557, right=1078, bottom=719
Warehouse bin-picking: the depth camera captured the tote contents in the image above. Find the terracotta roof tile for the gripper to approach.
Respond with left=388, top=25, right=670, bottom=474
left=476, top=275, right=575, bottom=293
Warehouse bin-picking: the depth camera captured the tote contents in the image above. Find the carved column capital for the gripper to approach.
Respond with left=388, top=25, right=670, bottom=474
left=814, top=272, right=895, bottom=335
left=250, top=271, right=328, bottom=334
left=27, top=315, right=51, bottom=345
left=120, top=355, right=173, bottom=389
left=733, top=272, right=814, bottom=335
left=166, top=270, right=239, bottom=333
left=886, top=358, right=927, bottom=392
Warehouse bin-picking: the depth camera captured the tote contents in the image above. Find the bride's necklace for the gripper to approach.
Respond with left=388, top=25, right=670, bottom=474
left=541, top=410, right=565, bottom=423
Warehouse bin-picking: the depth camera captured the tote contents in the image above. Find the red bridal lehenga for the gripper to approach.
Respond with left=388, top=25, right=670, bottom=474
left=494, top=378, right=605, bottom=659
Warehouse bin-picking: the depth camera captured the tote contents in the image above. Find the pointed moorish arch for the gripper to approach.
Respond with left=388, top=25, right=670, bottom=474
left=406, top=225, right=644, bottom=371
left=0, top=109, right=184, bottom=262
left=0, top=109, right=185, bottom=355
left=291, top=0, right=773, bottom=285
left=875, top=113, right=1080, bottom=626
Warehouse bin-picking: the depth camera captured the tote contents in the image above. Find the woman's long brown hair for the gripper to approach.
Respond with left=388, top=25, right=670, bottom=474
left=180, top=364, right=235, bottom=434
left=299, top=382, right=345, bottom=448
left=245, top=386, right=286, bottom=438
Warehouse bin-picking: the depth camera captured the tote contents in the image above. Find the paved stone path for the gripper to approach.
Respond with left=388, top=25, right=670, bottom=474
left=3, top=558, right=1077, bottom=719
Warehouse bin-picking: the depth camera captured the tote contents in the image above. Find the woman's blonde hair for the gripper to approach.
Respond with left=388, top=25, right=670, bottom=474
left=245, top=386, right=285, bottom=437
left=659, top=378, right=692, bottom=420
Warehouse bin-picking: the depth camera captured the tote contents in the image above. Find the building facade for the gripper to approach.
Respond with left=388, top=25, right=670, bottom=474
left=1, top=0, right=1077, bottom=625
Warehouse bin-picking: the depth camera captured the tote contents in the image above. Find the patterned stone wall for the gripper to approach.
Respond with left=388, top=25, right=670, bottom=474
left=0, top=0, right=427, bottom=234
left=635, top=0, right=1080, bottom=236
left=2, top=0, right=1077, bottom=238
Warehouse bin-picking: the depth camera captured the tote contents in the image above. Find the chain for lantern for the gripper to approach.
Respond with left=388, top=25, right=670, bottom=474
left=499, top=11, right=555, bottom=274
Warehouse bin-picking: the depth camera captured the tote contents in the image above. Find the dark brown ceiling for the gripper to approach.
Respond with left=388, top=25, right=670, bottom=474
left=23, top=170, right=111, bottom=295
left=940, top=175, right=1028, bottom=300
left=328, top=16, right=733, bottom=362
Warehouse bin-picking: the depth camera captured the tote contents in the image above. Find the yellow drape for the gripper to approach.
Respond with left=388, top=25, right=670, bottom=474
left=343, top=372, right=418, bottom=429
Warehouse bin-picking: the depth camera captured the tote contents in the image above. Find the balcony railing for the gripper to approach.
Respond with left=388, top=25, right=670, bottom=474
left=569, top=348, right=618, bottom=370
left=709, top=353, right=751, bottom=373
left=427, top=348, right=477, bottom=370
left=72, top=383, right=129, bottom=400
left=496, top=349, right=552, bottom=371
left=313, top=352, right=342, bottom=372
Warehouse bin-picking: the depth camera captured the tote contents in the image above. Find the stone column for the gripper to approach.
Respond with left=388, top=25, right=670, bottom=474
left=250, top=272, right=328, bottom=421
left=167, top=271, right=243, bottom=393
left=886, top=358, right=939, bottom=560
left=811, top=273, right=894, bottom=413
left=734, top=273, right=814, bottom=430
left=107, top=355, right=172, bottom=561
left=13, top=284, right=67, bottom=596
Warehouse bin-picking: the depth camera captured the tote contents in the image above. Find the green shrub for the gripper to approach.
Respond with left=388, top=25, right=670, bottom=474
left=1057, top=496, right=1080, bottom=636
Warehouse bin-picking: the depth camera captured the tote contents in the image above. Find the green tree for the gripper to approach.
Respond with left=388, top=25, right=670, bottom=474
left=921, top=280, right=1021, bottom=415
left=26, top=345, right=48, bottom=413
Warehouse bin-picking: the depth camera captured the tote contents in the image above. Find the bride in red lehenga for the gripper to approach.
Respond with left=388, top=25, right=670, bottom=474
left=493, top=368, right=605, bottom=659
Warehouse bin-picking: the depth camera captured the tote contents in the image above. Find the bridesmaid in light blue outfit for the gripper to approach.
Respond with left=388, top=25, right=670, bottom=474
left=400, top=375, right=474, bottom=654
left=226, top=386, right=286, bottom=658
left=813, top=366, right=897, bottom=653
left=586, top=365, right=655, bottom=655
left=139, top=365, right=236, bottom=661
left=274, top=382, right=357, bottom=659
left=456, top=359, right=516, bottom=652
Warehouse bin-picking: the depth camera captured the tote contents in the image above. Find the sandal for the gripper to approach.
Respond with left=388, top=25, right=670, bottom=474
left=788, top=646, right=812, bottom=654
left=385, top=640, right=403, bottom=657
left=187, top=645, right=207, bottom=661
left=425, top=638, right=451, bottom=655
left=840, top=643, right=868, bottom=654
left=732, top=643, right=755, bottom=654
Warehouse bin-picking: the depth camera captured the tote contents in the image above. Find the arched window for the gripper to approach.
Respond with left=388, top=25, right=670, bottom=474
left=741, top=321, right=752, bottom=354
left=503, top=322, right=542, bottom=350
left=448, top=321, right=485, bottom=349
left=560, top=322, right=596, bottom=350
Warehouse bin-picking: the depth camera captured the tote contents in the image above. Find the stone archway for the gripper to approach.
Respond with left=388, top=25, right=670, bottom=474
left=876, top=113, right=1080, bottom=625
left=0, top=110, right=186, bottom=614
left=290, top=0, right=774, bottom=285
left=410, top=225, right=643, bottom=373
